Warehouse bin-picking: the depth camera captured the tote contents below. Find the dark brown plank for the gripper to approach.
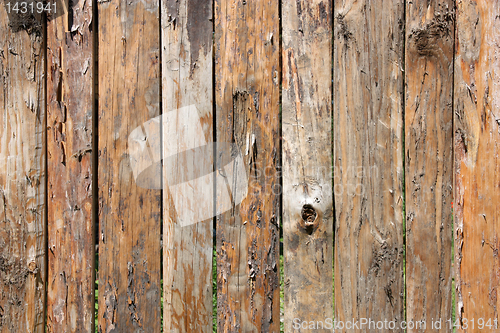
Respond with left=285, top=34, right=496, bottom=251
left=454, top=1, right=500, bottom=331
left=404, top=1, right=454, bottom=331
left=282, top=0, right=334, bottom=331
left=46, top=0, right=95, bottom=332
left=333, top=0, right=405, bottom=330
left=97, top=0, right=161, bottom=331
left=215, top=0, right=280, bottom=331
left=161, top=0, right=214, bottom=331
left=0, top=7, right=46, bottom=333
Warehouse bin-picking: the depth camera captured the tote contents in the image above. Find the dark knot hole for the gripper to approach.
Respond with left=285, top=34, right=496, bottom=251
left=301, top=204, right=317, bottom=235
left=301, top=204, right=317, bottom=224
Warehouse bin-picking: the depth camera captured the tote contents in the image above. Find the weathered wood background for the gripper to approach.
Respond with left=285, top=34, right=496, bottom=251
left=0, top=0, right=499, bottom=332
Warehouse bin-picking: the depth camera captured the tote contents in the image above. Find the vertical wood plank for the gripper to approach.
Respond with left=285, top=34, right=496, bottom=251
left=97, top=0, right=161, bottom=331
left=215, top=0, right=280, bottom=331
left=405, top=1, right=454, bottom=331
left=0, top=8, right=46, bottom=333
left=161, top=0, right=214, bottom=332
left=333, top=0, right=405, bottom=330
left=281, top=0, right=333, bottom=331
left=46, top=0, right=95, bottom=332
left=454, top=1, right=500, bottom=331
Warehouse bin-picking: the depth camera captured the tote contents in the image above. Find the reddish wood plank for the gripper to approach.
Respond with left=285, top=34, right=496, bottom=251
left=282, top=0, right=334, bottom=331
left=405, top=1, right=454, bottom=331
left=215, top=0, right=280, bottom=331
left=0, top=8, right=46, bottom=333
left=97, top=0, right=161, bottom=331
left=333, top=0, right=405, bottom=330
left=46, top=1, right=95, bottom=332
left=161, top=0, right=214, bottom=331
left=454, top=1, right=500, bottom=331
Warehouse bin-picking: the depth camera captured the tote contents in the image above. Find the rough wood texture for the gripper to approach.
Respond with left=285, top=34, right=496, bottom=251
left=282, top=1, right=333, bottom=331
left=454, top=1, right=500, bottom=331
left=405, top=1, right=454, bottom=331
left=97, top=0, right=161, bottom=331
left=333, top=0, right=405, bottom=330
left=46, top=1, right=94, bottom=332
left=161, top=0, right=214, bottom=332
left=215, top=0, right=280, bottom=331
left=0, top=8, right=46, bottom=333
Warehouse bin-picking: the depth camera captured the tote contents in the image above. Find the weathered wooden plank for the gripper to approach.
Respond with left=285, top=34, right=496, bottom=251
left=0, top=8, right=46, bottom=333
left=333, top=0, right=405, bottom=330
left=281, top=1, right=333, bottom=331
left=215, top=0, right=280, bottom=331
left=97, top=0, right=161, bottom=331
left=454, top=1, right=500, bottom=331
left=46, top=1, right=94, bottom=332
left=404, top=1, right=454, bottom=331
left=161, top=0, right=214, bottom=332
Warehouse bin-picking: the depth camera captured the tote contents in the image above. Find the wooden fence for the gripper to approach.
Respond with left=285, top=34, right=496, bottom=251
left=0, top=0, right=499, bottom=332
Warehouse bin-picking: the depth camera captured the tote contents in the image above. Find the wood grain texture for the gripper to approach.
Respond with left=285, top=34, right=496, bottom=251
left=215, top=0, right=280, bottom=331
left=46, top=1, right=95, bottom=332
left=404, top=1, right=454, bottom=331
left=333, top=0, right=405, bottom=330
left=454, top=1, right=500, bottom=331
left=281, top=1, right=333, bottom=331
left=0, top=8, right=46, bottom=333
left=97, top=0, right=161, bottom=331
left=162, top=0, right=214, bottom=332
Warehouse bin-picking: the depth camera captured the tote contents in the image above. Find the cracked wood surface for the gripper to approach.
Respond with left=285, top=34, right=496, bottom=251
left=97, top=0, right=161, bottom=331
left=454, top=1, right=500, bottom=332
left=46, top=0, right=95, bottom=331
left=333, top=0, right=405, bottom=330
left=0, top=8, right=46, bottom=333
left=215, top=0, right=280, bottom=331
left=282, top=1, right=334, bottom=332
left=404, top=1, right=454, bottom=331
left=1, top=1, right=499, bottom=331
left=162, top=0, right=214, bottom=332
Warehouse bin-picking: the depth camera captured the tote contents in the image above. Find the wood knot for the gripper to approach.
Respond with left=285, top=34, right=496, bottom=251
left=300, top=204, right=318, bottom=235
left=27, top=261, right=37, bottom=273
left=409, top=15, right=453, bottom=57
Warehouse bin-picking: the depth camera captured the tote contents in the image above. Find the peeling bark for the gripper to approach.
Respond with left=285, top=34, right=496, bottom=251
left=46, top=0, right=95, bottom=331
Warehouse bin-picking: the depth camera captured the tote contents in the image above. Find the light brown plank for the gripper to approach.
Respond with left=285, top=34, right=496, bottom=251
left=404, top=1, right=454, bottom=331
left=454, top=1, right=500, bottom=331
left=0, top=8, right=46, bottom=333
left=282, top=0, right=334, bottom=331
left=215, top=0, right=280, bottom=331
left=46, top=1, right=95, bottom=332
left=333, top=0, right=405, bottom=330
left=161, top=0, right=214, bottom=332
left=97, top=0, right=161, bottom=331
